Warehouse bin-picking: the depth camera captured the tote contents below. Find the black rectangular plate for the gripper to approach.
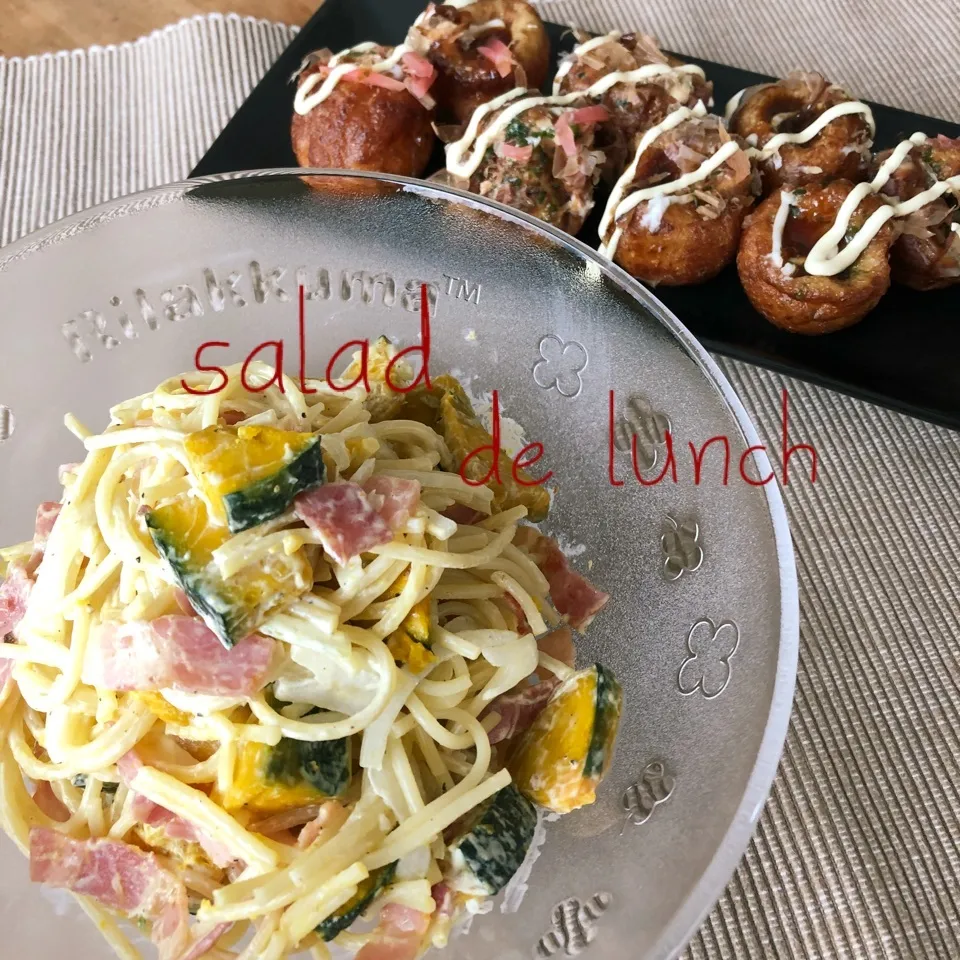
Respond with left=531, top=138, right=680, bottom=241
left=191, top=0, right=960, bottom=429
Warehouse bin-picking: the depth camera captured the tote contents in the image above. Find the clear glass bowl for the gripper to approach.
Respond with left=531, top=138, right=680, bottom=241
left=0, top=171, right=798, bottom=960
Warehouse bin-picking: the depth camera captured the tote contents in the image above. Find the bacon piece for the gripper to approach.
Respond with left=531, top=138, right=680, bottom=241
left=357, top=904, right=431, bottom=960
left=118, top=751, right=237, bottom=869
left=248, top=803, right=325, bottom=836
left=431, top=882, right=456, bottom=919
left=177, top=922, right=233, bottom=960
left=1, top=561, right=32, bottom=689
left=30, top=828, right=190, bottom=960
left=515, top=529, right=609, bottom=630
left=441, top=504, right=484, bottom=526
left=296, top=799, right=348, bottom=849
left=34, top=502, right=62, bottom=547
left=537, top=625, right=575, bottom=667
left=295, top=483, right=393, bottom=565
left=477, top=38, right=515, bottom=78
left=554, top=112, right=577, bottom=158
left=32, top=781, right=71, bottom=822
left=173, top=588, right=195, bottom=616
left=499, top=142, right=534, bottom=162
left=363, top=476, right=421, bottom=532
left=482, top=677, right=560, bottom=744
left=0, top=563, right=32, bottom=641
left=82, top=617, right=275, bottom=696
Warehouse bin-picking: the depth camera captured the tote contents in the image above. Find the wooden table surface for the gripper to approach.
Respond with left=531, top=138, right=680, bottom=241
left=0, top=0, right=318, bottom=57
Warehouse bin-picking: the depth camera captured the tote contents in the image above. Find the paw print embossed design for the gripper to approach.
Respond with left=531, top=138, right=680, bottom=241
left=536, top=893, right=612, bottom=957
left=533, top=335, right=588, bottom=398
left=612, top=394, right=671, bottom=471
left=621, top=761, right=675, bottom=828
left=661, top=515, right=703, bottom=580
left=678, top=618, right=740, bottom=699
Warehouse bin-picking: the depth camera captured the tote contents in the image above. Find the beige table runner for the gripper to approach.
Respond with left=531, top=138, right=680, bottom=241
left=2, top=6, right=959, bottom=959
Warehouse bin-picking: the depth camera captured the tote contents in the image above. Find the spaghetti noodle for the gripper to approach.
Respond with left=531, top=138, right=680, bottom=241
left=0, top=343, right=620, bottom=960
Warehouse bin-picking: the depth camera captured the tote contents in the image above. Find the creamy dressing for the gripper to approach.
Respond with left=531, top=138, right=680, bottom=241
left=446, top=62, right=706, bottom=179
left=767, top=190, right=795, bottom=269
left=598, top=101, right=747, bottom=259
left=294, top=42, right=413, bottom=115
left=804, top=131, right=960, bottom=276
left=552, top=31, right=622, bottom=93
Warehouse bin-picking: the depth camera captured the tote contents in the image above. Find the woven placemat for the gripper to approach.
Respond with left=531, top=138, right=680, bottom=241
left=2, top=7, right=959, bottom=958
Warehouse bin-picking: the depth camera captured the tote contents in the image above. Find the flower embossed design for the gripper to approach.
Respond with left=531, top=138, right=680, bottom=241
left=533, top=335, right=588, bottom=398
left=612, top=394, right=671, bottom=471
left=678, top=618, right=740, bottom=699
left=621, top=761, right=675, bottom=828
left=661, top=515, right=703, bottom=581
left=536, top=893, right=612, bottom=957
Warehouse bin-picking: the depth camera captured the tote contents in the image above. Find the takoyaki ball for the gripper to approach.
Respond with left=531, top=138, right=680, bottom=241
left=555, top=32, right=713, bottom=176
left=603, top=116, right=757, bottom=285
left=291, top=46, right=436, bottom=178
left=873, top=134, right=960, bottom=290
left=447, top=100, right=607, bottom=235
left=737, top=180, right=896, bottom=334
left=408, top=1, right=549, bottom=123
left=728, top=71, right=873, bottom=193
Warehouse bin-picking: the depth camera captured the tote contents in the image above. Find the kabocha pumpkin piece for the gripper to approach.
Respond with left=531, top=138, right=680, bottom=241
left=386, top=596, right=435, bottom=672
left=317, top=861, right=399, bottom=941
left=183, top=424, right=324, bottom=534
left=446, top=783, right=538, bottom=896
left=343, top=335, right=410, bottom=423
left=221, top=736, right=351, bottom=813
left=510, top=663, right=623, bottom=814
left=146, top=494, right=311, bottom=647
left=436, top=375, right=551, bottom=522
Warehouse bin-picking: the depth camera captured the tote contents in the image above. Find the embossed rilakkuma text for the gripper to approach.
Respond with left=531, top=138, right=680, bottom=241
left=60, top=263, right=440, bottom=363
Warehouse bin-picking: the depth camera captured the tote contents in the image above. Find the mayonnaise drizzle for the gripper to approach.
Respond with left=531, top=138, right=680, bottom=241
left=752, top=101, right=875, bottom=161
left=445, top=62, right=706, bottom=180
left=598, top=101, right=746, bottom=259
left=723, top=87, right=748, bottom=123
left=465, top=18, right=506, bottom=38
left=552, top=31, right=622, bottom=93
left=294, top=42, right=414, bottom=115
left=767, top=190, right=795, bottom=269
left=724, top=86, right=876, bottom=161
left=804, top=131, right=960, bottom=276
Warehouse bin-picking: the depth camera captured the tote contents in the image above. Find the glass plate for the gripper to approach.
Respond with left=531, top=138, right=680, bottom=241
left=0, top=171, right=798, bottom=960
